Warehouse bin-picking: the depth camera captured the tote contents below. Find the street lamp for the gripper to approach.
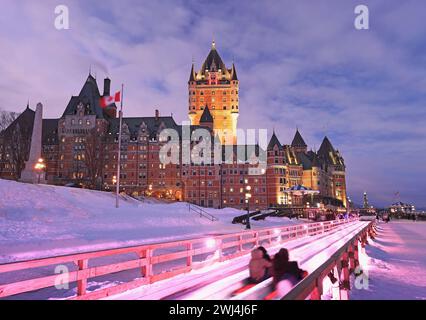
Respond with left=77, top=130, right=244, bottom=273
left=34, top=158, right=45, bottom=184
left=245, top=183, right=252, bottom=230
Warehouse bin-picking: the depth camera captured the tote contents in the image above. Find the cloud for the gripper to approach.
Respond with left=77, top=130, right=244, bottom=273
left=0, top=0, right=425, bottom=207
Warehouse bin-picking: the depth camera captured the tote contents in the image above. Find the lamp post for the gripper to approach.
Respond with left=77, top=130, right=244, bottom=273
left=34, top=158, right=45, bottom=184
left=245, top=179, right=252, bottom=230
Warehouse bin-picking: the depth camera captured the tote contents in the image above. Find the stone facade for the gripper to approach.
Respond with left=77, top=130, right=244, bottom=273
left=188, top=41, right=239, bottom=145
left=0, top=43, right=347, bottom=210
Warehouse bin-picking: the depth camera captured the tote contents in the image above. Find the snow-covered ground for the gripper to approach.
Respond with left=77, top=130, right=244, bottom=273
left=350, top=221, right=426, bottom=300
left=0, top=179, right=303, bottom=264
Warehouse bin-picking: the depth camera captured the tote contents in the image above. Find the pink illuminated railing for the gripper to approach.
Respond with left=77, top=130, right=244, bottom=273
left=281, top=221, right=376, bottom=300
left=0, top=218, right=357, bottom=300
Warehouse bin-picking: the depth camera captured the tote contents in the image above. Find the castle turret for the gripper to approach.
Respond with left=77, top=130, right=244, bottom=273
left=188, top=41, right=239, bottom=144
left=291, top=129, right=307, bottom=153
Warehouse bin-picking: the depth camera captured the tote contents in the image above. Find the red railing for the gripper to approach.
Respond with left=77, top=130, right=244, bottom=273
left=0, top=218, right=357, bottom=300
left=281, top=221, right=376, bottom=300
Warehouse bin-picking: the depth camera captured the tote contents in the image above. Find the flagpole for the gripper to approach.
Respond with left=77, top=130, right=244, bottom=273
left=116, top=84, right=124, bottom=208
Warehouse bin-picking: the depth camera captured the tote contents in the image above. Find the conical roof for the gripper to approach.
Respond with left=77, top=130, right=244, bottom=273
left=267, top=131, right=282, bottom=150
left=291, top=129, right=307, bottom=147
left=200, top=106, right=213, bottom=123
left=318, top=136, right=335, bottom=156
left=200, top=41, right=227, bottom=73
left=62, top=74, right=104, bottom=119
left=231, top=63, right=238, bottom=81
left=189, top=63, right=195, bottom=82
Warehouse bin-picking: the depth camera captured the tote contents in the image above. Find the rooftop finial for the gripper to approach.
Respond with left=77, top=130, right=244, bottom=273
left=212, top=38, right=216, bottom=49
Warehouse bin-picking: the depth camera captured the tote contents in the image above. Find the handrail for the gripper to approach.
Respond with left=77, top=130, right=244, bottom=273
left=0, top=218, right=358, bottom=300
left=188, top=203, right=219, bottom=221
left=281, top=221, right=375, bottom=300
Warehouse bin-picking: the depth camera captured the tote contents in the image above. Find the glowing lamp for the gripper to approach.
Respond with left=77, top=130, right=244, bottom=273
left=205, top=238, right=216, bottom=249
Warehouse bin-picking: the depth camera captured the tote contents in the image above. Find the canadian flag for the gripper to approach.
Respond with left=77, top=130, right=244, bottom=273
left=100, top=91, right=121, bottom=108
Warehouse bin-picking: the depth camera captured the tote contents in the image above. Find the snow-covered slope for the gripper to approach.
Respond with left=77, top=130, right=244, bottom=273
left=0, top=179, right=301, bottom=263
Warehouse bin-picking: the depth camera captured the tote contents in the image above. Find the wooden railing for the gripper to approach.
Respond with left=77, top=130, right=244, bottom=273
left=281, top=221, right=376, bottom=300
left=0, top=218, right=357, bottom=300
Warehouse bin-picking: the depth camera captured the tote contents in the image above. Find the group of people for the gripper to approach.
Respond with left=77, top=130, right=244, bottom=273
left=248, top=246, right=307, bottom=298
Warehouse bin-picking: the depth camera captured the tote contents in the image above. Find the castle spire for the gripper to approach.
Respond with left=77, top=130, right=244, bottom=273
left=189, top=63, right=195, bottom=82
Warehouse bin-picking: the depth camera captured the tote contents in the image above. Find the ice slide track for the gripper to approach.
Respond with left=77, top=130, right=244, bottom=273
left=0, top=218, right=370, bottom=300
left=161, top=221, right=369, bottom=300
left=109, top=220, right=364, bottom=300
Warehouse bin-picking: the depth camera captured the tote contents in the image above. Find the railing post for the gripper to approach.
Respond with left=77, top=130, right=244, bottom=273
left=186, top=243, right=193, bottom=267
left=331, top=265, right=341, bottom=300
left=268, top=230, right=272, bottom=245
left=310, top=278, right=323, bottom=300
left=348, top=245, right=355, bottom=274
left=217, top=239, right=223, bottom=262
left=139, top=249, right=153, bottom=280
left=339, top=252, right=350, bottom=300
left=354, top=242, right=360, bottom=269
left=77, top=259, right=88, bottom=296
left=255, top=232, right=259, bottom=247
left=238, top=235, right=243, bottom=252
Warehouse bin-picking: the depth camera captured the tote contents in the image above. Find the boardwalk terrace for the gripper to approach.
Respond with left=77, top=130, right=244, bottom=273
left=0, top=43, right=347, bottom=210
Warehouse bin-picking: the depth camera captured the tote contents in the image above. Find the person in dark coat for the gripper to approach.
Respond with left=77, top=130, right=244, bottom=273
left=272, top=248, right=307, bottom=296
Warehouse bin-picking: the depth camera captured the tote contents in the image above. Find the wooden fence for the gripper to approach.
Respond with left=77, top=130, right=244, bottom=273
left=0, top=218, right=357, bottom=300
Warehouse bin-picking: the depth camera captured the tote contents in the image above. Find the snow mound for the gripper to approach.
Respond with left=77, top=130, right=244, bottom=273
left=0, top=179, right=301, bottom=263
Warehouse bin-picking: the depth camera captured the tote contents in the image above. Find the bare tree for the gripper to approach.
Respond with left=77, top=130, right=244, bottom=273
left=83, top=128, right=105, bottom=189
left=5, top=122, right=32, bottom=179
left=0, top=109, right=20, bottom=177
left=0, top=109, right=19, bottom=133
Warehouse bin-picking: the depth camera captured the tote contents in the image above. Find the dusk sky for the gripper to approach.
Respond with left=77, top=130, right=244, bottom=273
left=0, top=0, right=425, bottom=207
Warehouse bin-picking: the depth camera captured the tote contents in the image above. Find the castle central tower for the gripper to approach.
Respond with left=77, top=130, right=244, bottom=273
left=188, top=41, right=239, bottom=144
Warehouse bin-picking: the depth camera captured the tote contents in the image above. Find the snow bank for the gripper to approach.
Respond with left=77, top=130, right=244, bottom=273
left=0, top=179, right=301, bottom=263
left=350, top=221, right=426, bottom=300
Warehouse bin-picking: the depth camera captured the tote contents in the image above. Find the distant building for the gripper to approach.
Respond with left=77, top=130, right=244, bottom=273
left=390, top=201, right=416, bottom=214
left=0, top=42, right=347, bottom=210
left=363, top=192, right=369, bottom=209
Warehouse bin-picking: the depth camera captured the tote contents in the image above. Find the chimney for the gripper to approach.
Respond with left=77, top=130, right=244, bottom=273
left=103, top=78, right=111, bottom=97
left=155, top=109, right=160, bottom=120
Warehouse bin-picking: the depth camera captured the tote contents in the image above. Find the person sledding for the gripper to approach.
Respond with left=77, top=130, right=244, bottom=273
left=264, top=248, right=308, bottom=300
left=232, top=247, right=272, bottom=296
left=248, top=247, right=273, bottom=284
